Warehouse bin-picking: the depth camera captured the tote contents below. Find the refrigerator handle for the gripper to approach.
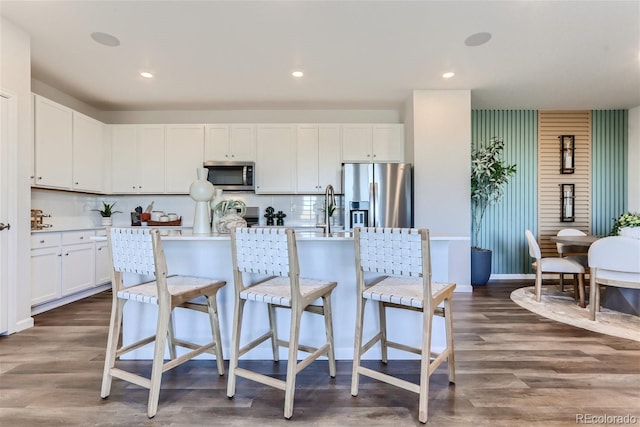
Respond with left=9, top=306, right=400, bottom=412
left=370, top=182, right=378, bottom=227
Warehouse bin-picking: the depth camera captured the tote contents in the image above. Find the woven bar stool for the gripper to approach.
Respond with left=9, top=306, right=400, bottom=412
left=351, top=227, right=456, bottom=424
left=100, top=228, right=226, bottom=418
left=227, top=227, right=337, bottom=419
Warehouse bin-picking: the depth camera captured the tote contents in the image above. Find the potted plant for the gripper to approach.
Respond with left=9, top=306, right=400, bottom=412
left=94, top=201, right=122, bottom=226
left=610, top=212, right=640, bottom=238
left=470, top=136, right=517, bottom=286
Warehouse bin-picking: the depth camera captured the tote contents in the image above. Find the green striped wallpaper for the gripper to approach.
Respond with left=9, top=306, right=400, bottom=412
left=591, top=110, right=628, bottom=236
left=471, top=110, right=628, bottom=274
left=471, top=110, right=538, bottom=274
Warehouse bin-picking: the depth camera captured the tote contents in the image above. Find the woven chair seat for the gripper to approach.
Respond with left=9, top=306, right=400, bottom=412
left=363, top=277, right=455, bottom=309
left=240, top=276, right=336, bottom=307
left=118, top=276, right=221, bottom=304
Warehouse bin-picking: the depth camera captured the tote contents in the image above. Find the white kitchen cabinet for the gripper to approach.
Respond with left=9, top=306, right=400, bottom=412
left=33, top=95, right=73, bottom=189
left=205, top=124, right=255, bottom=162
left=31, top=231, right=98, bottom=308
left=72, top=111, right=105, bottom=192
left=296, top=124, right=342, bottom=194
left=165, top=124, right=204, bottom=193
left=111, top=125, right=165, bottom=193
left=60, top=235, right=95, bottom=296
left=30, top=234, right=62, bottom=306
left=110, top=125, right=139, bottom=193
left=95, top=241, right=111, bottom=285
left=255, top=124, right=296, bottom=194
left=137, top=125, right=165, bottom=193
left=342, top=124, right=404, bottom=163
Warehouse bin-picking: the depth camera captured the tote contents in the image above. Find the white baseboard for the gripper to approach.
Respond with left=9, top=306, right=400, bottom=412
left=14, top=317, right=34, bottom=333
left=31, top=284, right=111, bottom=316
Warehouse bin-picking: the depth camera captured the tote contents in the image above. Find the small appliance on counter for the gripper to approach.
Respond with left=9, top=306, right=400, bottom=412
left=31, top=209, right=52, bottom=230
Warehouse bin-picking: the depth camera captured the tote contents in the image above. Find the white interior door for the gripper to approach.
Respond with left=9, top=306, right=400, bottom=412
left=0, top=95, right=10, bottom=333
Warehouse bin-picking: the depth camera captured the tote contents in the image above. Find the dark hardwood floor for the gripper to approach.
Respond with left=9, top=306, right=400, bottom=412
left=1, top=281, right=639, bottom=426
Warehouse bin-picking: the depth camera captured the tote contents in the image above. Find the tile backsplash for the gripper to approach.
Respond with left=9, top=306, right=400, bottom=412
left=31, top=189, right=343, bottom=230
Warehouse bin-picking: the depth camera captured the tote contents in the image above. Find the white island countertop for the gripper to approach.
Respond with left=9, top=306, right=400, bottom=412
left=92, top=228, right=469, bottom=242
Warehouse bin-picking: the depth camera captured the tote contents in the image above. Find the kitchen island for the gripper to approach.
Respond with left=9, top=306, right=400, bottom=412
left=99, top=229, right=470, bottom=360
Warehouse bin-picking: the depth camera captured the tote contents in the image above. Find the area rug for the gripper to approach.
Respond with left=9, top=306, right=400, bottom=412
left=510, top=286, right=640, bottom=342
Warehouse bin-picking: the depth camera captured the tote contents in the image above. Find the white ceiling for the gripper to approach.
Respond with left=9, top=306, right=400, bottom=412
left=2, top=0, right=639, bottom=111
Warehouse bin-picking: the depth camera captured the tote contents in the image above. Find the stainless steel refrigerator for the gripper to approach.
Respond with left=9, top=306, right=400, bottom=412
left=342, top=163, right=413, bottom=231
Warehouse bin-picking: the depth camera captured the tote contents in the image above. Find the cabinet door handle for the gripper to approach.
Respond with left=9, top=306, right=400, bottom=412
left=40, top=239, right=45, bottom=243
left=132, top=186, right=136, bottom=189
left=58, top=254, right=62, bottom=257
left=65, top=253, right=69, bottom=256
left=38, top=177, right=43, bottom=180
left=75, top=182, right=79, bottom=185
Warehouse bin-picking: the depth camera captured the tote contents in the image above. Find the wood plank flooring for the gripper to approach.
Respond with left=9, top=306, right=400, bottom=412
left=1, top=280, right=639, bottom=426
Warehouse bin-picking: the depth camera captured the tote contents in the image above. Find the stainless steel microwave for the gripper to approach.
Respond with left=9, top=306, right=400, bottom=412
left=203, top=161, right=255, bottom=191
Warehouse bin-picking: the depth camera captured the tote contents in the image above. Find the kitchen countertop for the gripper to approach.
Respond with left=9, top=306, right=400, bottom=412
left=90, top=228, right=469, bottom=242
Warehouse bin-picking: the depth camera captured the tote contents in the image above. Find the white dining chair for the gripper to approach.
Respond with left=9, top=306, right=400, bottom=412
left=525, top=229, right=586, bottom=307
left=556, top=228, right=588, bottom=292
left=588, top=235, right=640, bottom=321
left=101, top=227, right=226, bottom=418
left=227, top=227, right=337, bottom=419
left=351, top=227, right=456, bottom=424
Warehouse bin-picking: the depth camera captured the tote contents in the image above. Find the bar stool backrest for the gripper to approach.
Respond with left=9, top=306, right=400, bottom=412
left=357, top=227, right=425, bottom=278
left=233, top=227, right=291, bottom=276
left=109, top=228, right=157, bottom=276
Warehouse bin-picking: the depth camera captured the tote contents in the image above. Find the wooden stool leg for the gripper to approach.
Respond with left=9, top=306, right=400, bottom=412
left=284, top=309, right=302, bottom=419
left=444, top=298, right=456, bottom=384
left=322, top=294, right=336, bottom=377
left=101, top=297, right=125, bottom=398
left=147, top=302, right=170, bottom=418
left=167, top=312, right=177, bottom=360
left=227, top=298, right=246, bottom=398
left=267, top=303, right=279, bottom=362
left=418, top=308, right=433, bottom=424
left=351, top=296, right=366, bottom=396
left=207, top=295, right=225, bottom=375
left=379, top=302, right=388, bottom=364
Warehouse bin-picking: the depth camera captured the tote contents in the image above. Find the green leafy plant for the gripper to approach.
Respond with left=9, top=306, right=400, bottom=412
left=213, top=199, right=246, bottom=217
left=610, top=212, right=640, bottom=236
left=93, top=201, right=122, bottom=218
left=471, top=136, right=517, bottom=248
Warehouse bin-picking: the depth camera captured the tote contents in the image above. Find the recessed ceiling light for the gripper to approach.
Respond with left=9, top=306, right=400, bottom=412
left=442, top=72, right=455, bottom=79
left=140, top=72, right=154, bottom=79
left=292, top=71, right=304, bottom=78
left=90, top=32, right=120, bottom=47
left=465, top=32, right=492, bottom=47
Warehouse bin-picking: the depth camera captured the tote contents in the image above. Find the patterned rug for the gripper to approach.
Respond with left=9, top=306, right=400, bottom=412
left=510, top=286, right=640, bottom=342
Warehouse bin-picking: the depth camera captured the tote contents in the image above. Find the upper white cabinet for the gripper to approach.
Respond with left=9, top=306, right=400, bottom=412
left=111, top=125, right=165, bottom=193
left=342, top=124, right=404, bottom=163
left=165, top=124, right=204, bottom=193
left=72, top=112, right=105, bottom=192
left=110, top=125, right=139, bottom=193
left=205, top=124, right=255, bottom=162
left=33, top=95, right=73, bottom=189
left=255, top=124, right=296, bottom=194
left=296, top=124, right=342, bottom=194
left=33, top=94, right=107, bottom=193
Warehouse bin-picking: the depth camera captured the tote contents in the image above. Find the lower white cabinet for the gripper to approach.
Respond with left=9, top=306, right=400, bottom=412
left=95, top=240, right=111, bottom=285
left=31, top=230, right=103, bottom=308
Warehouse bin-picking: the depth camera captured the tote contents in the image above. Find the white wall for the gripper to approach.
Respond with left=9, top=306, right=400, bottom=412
left=628, top=106, right=640, bottom=212
left=1, top=17, right=33, bottom=332
left=31, top=78, right=102, bottom=121
left=408, top=90, right=471, bottom=289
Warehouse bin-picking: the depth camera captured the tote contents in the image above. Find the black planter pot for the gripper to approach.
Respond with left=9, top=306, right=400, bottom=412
left=471, top=248, right=492, bottom=286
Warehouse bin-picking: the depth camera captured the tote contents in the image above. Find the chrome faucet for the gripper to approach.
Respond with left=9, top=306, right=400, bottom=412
left=324, top=184, right=336, bottom=234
